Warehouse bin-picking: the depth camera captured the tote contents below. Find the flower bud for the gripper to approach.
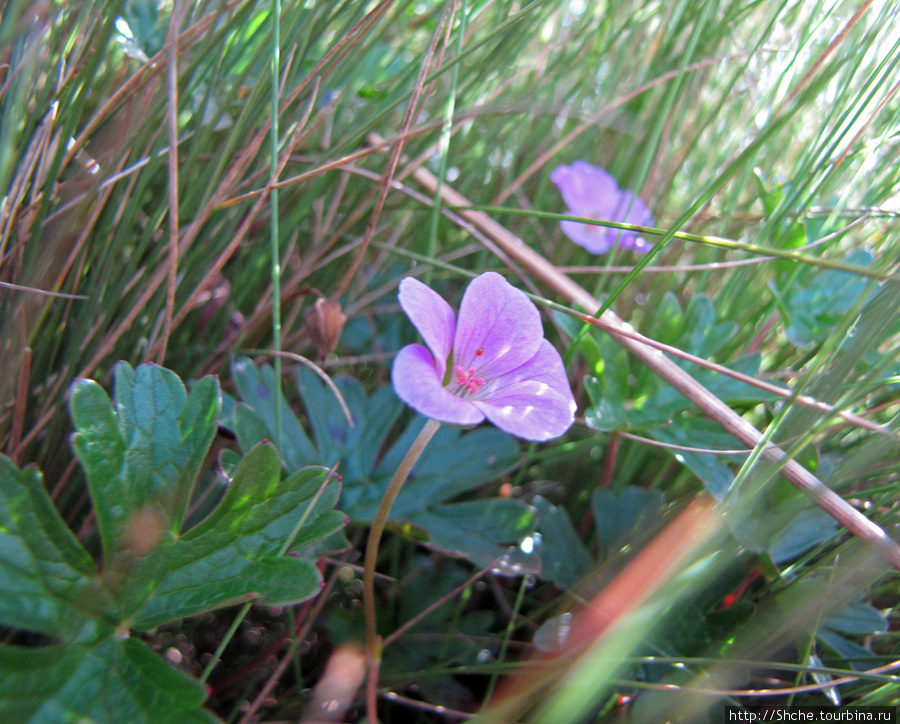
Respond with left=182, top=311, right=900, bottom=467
left=306, top=297, right=346, bottom=360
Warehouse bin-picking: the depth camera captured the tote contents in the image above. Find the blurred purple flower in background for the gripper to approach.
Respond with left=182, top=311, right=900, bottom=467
left=550, top=161, right=655, bottom=254
left=392, top=272, right=576, bottom=441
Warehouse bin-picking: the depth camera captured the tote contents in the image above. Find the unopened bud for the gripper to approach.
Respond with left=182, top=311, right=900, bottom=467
left=306, top=297, right=346, bottom=360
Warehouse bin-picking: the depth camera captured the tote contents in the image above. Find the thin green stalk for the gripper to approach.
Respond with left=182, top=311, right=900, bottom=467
left=200, top=600, right=252, bottom=684
left=364, top=418, right=442, bottom=724
left=448, top=206, right=896, bottom=281
left=425, top=0, right=468, bottom=286
left=270, top=0, right=283, bottom=451
left=481, top=573, right=530, bottom=711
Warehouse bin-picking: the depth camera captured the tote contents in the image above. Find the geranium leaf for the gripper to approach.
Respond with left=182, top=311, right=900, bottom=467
left=0, top=456, right=111, bottom=642
left=297, top=367, right=404, bottom=481
left=70, top=363, right=219, bottom=560
left=127, top=444, right=335, bottom=629
left=1, top=363, right=343, bottom=723
left=768, top=508, right=839, bottom=564
left=408, top=499, right=540, bottom=573
left=228, top=359, right=532, bottom=570
left=532, top=496, right=592, bottom=588
left=593, top=486, right=664, bottom=560
left=230, top=356, right=317, bottom=468
left=821, top=602, right=888, bottom=636
left=0, top=637, right=217, bottom=724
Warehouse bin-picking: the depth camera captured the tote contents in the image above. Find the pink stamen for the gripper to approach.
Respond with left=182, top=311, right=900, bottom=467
left=454, top=365, right=485, bottom=394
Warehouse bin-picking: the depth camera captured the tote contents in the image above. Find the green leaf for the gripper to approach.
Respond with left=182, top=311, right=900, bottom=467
left=554, top=310, right=603, bottom=373
left=753, top=167, right=783, bottom=217
left=374, top=422, right=519, bottom=520
left=0, top=638, right=216, bottom=724
left=230, top=356, right=317, bottom=469
left=408, top=498, right=540, bottom=573
left=0, top=456, right=112, bottom=643
left=768, top=508, right=839, bottom=564
left=816, top=630, right=881, bottom=671
left=773, top=249, right=875, bottom=349
left=821, top=602, right=887, bottom=636
left=753, top=168, right=809, bottom=276
left=584, top=337, right=768, bottom=434
left=648, top=420, right=745, bottom=500
left=70, top=362, right=220, bottom=560
left=583, top=306, right=766, bottom=501
left=593, top=486, right=664, bottom=560
left=297, top=366, right=404, bottom=481
left=532, top=496, right=592, bottom=588
left=228, top=359, right=535, bottom=571
left=1, top=363, right=343, bottom=722
left=0, top=453, right=217, bottom=723
left=127, top=444, right=334, bottom=628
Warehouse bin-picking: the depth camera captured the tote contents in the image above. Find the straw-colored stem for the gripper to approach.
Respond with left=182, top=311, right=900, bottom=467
left=364, top=418, right=441, bottom=723
left=376, top=134, right=900, bottom=572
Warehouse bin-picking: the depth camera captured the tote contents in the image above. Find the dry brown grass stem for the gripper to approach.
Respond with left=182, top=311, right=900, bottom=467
left=0, top=101, right=56, bottom=264
left=614, top=430, right=752, bottom=456
left=8, top=348, right=31, bottom=465
left=377, top=135, right=900, bottom=572
left=332, top=1, right=454, bottom=301
left=631, top=658, right=900, bottom=698
left=340, top=159, right=888, bottom=438
left=50, top=153, right=130, bottom=297
left=79, top=102, right=274, bottom=381
left=239, top=560, right=344, bottom=724
left=383, top=563, right=492, bottom=648
left=158, top=0, right=182, bottom=364
left=491, top=54, right=747, bottom=206
left=578, top=314, right=893, bottom=437
left=382, top=691, right=473, bottom=720
left=263, top=349, right=353, bottom=428
left=60, top=1, right=243, bottom=175
left=774, top=0, right=874, bottom=118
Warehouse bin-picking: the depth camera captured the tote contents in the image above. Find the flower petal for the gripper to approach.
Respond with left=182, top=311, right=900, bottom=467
left=489, top=339, right=576, bottom=402
left=392, top=344, right=484, bottom=427
left=453, top=272, right=543, bottom=379
left=559, top=219, right=616, bottom=254
left=609, top=190, right=655, bottom=252
left=473, top=339, right=575, bottom=440
left=473, top=380, right=574, bottom=441
left=551, top=161, right=620, bottom=216
left=552, top=162, right=654, bottom=255
left=398, top=276, right=456, bottom=380
left=613, top=190, right=654, bottom=228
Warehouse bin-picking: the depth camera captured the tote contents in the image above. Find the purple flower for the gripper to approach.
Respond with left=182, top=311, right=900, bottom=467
left=550, top=161, right=655, bottom=254
left=392, top=272, right=576, bottom=441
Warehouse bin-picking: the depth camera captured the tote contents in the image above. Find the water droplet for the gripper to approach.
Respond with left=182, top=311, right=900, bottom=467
left=557, top=611, right=572, bottom=646
left=492, top=555, right=523, bottom=576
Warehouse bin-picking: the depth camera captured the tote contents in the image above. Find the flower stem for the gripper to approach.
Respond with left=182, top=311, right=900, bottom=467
left=364, top=418, right=441, bottom=723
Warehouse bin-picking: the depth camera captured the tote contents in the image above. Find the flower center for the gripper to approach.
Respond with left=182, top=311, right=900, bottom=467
left=454, top=365, right=485, bottom=395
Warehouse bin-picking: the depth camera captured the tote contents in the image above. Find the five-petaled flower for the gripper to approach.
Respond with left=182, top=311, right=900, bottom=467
left=392, top=272, right=576, bottom=441
left=551, top=161, right=654, bottom=254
